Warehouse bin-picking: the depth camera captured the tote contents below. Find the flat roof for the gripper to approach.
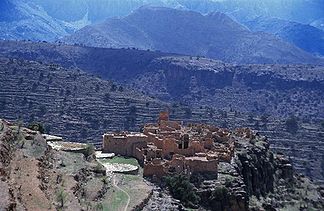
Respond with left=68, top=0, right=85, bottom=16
left=103, top=133, right=147, bottom=138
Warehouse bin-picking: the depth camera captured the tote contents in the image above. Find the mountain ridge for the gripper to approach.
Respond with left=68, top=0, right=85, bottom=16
left=62, top=6, right=323, bottom=65
left=245, top=17, right=324, bottom=56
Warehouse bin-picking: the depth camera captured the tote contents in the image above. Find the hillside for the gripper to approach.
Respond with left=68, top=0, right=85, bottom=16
left=0, top=119, right=110, bottom=210
left=1, top=41, right=323, bottom=121
left=62, top=6, right=322, bottom=65
left=0, top=57, right=166, bottom=142
left=245, top=17, right=324, bottom=56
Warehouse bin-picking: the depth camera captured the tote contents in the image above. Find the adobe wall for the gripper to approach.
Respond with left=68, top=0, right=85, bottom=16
left=143, top=160, right=167, bottom=177
left=204, top=138, right=214, bottom=149
left=169, top=155, right=186, bottom=173
left=161, top=138, right=178, bottom=157
left=146, top=133, right=164, bottom=149
left=184, top=158, right=218, bottom=174
left=102, top=135, right=127, bottom=155
left=102, top=134, right=148, bottom=157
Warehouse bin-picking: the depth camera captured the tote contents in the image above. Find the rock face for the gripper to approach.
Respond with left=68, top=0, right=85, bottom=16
left=235, top=138, right=275, bottom=198
left=62, top=6, right=322, bottom=65
left=211, top=136, right=323, bottom=211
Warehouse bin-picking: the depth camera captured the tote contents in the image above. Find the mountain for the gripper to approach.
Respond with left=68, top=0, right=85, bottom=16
left=28, top=0, right=324, bottom=24
left=62, top=6, right=322, bottom=64
left=1, top=0, right=322, bottom=43
left=190, top=0, right=324, bottom=24
left=245, top=17, right=324, bottom=56
left=312, top=18, right=324, bottom=31
left=0, top=0, right=69, bottom=41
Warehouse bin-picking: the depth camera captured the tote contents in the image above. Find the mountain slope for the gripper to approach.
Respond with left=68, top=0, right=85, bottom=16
left=63, top=7, right=322, bottom=64
left=0, top=0, right=69, bottom=41
left=0, top=57, right=167, bottom=141
left=245, top=17, right=324, bottom=56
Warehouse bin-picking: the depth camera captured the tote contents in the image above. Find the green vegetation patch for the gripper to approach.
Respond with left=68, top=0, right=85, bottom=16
left=101, top=156, right=138, bottom=166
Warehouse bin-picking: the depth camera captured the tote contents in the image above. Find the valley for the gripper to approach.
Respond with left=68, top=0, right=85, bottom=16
left=0, top=1, right=323, bottom=210
left=0, top=41, right=323, bottom=184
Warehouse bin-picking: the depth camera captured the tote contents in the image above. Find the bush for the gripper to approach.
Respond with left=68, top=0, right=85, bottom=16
left=83, top=144, right=95, bottom=158
left=165, top=174, right=200, bottom=208
left=211, top=186, right=228, bottom=201
left=28, top=122, right=45, bottom=134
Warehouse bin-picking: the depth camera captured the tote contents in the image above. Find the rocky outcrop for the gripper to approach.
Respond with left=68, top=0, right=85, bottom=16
left=234, top=137, right=275, bottom=198
left=179, top=133, right=323, bottom=211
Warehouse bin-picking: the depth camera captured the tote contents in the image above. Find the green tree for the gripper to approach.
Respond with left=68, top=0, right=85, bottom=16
left=320, top=120, right=324, bottom=129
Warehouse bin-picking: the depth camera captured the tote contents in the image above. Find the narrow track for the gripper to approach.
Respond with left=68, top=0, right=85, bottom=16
left=112, top=175, right=130, bottom=211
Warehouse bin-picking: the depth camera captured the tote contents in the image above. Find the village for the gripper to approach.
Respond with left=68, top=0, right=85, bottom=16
left=102, top=112, right=254, bottom=178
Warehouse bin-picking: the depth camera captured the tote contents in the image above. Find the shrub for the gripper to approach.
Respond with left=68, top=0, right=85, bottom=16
left=28, top=122, right=45, bottom=134
left=83, top=144, right=95, bottom=158
left=211, top=186, right=228, bottom=201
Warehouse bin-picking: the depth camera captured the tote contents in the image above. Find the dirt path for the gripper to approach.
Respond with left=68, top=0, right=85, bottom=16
left=112, top=175, right=130, bottom=211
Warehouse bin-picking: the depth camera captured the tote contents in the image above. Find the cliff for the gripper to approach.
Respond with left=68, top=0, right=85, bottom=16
left=144, top=132, right=324, bottom=210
